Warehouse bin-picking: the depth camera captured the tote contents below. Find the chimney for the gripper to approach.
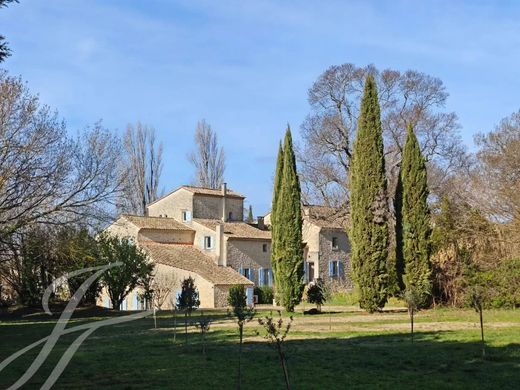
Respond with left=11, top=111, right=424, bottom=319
left=221, top=182, right=227, bottom=222
left=215, top=222, right=225, bottom=266
left=257, top=216, right=265, bottom=230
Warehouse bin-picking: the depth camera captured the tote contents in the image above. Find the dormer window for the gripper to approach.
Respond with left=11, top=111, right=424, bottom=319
left=182, top=210, right=192, bottom=222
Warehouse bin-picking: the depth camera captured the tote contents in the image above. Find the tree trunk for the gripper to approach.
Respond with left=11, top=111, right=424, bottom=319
left=479, top=308, right=485, bottom=358
left=237, top=323, right=243, bottom=390
left=202, top=330, right=206, bottom=356
left=277, top=343, right=291, bottom=390
left=410, top=309, right=414, bottom=343
left=173, top=307, right=177, bottom=342
left=185, top=311, right=188, bottom=345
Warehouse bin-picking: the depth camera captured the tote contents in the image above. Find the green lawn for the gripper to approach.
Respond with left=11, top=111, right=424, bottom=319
left=0, top=305, right=518, bottom=389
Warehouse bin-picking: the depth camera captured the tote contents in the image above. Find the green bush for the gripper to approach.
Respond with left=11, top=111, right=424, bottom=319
left=254, top=286, right=274, bottom=304
left=306, top=280, right=330, bottom=311
left=463, top=258, right=520, bottom=309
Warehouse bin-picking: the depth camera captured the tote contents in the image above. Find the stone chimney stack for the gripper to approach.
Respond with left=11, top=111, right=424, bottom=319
left=215, top=222, right=225, bottom=266
left=257, top=216, right=265, bottom=230
left=221, top=182, right=227, bottom=222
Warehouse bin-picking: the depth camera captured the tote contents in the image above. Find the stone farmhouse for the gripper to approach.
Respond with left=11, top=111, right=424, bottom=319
left=264, top=205, right=351, bottom=287
left=99, top=184, right=350, bottom=310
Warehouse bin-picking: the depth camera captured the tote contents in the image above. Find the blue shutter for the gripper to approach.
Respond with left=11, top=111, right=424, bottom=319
left=258, top=267, right=264, bottom=286
left=303, top=262, right=307, bottom=283
left=268, top=269, right=273, bottom=286
left=328, top=261, right=333, bottom=277
left=246, top=287, right=254, bottom=306
left=338, top=261, right=344, bottom=277
left=175, top=290, right=182, bottom=307
left=239, top=265, right=243, bottom=276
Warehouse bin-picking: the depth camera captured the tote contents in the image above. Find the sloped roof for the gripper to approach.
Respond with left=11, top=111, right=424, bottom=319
left=302, top=205, right=350, bottom=230
left=142, top=243, right=252, bottom=285
left=147, top=186, right=245, bottom=208
left=194, top=219, right=271, bottom=240
left=121, top=214, right=193, bottom=231
left=181, top=185, right=245, bottom=198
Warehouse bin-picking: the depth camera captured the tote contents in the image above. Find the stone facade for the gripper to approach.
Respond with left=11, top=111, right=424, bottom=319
left=138, top=229, right=193, bottom=244
left=193, top=195, right=243, bottom=221
left=265, top=206, right=352, bottom=288
left=147, top=188, right=193, bottom=220
left=226, top=239, right=272, bottom=286
left=316, top=229, right=351, bottom=287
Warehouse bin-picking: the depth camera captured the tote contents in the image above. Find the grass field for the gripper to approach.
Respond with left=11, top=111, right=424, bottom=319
left=0, top=304, right=519, bottom=389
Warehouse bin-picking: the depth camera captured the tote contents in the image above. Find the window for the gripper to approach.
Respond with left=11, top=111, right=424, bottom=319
left=262, top=243, right=268, bottom=252
left=258, top=268, right=271, bottom=286
left=332, top=237, right=339, bottom=250
left=204, top=236, right=213, bottom=249
left=228, top=211, right=233, bottom=220
left=182, top=210, right=192, bottom=222
left=263, top=268, right=270, bottom=286
left=242, top=267, right=252, bottom=281
left=328, top=260, right=340, bottom=277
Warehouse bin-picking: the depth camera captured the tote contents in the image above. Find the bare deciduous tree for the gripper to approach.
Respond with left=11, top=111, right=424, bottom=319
left=188, top=119, right=225, bottom=189
left=120, top=122, right=163, bottom=215
left=0, top=71, right=124, bottom=245
left=473, top=110, right=520, bottom=223
left=151, top=272, right=177, bottom=309
left=298, top=63, right=469, bottom=207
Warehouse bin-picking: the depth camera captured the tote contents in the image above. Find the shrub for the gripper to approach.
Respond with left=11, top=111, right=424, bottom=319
left=254, top=286, right=274, bottom=304
left=306, top=279, right=330, bottom=311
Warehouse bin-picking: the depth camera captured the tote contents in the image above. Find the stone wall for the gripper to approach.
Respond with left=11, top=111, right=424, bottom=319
left=226, top=239, right=271, bottom=286
left=147, top=188, right=193, bottom=220
left=192, top=221, right=219, bottom=262
left=138, top=229, right=193, bottom=244
left=318, top=228, right=352, bottom=288
left=105, top=218, right=140, bottom=240
left=193, top=195, right=243, bottom=221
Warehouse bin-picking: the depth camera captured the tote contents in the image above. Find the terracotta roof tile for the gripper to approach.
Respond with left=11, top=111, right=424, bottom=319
left=181, top=185, right=245, bottom=198
left=194, top=219, right=271, bottom=240
left=142, top=243, right=253, bottom=286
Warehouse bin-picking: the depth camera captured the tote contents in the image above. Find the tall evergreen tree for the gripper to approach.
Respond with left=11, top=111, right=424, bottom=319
left=273, top=128, right=304, bottom=312
left=396, top=124, right=432, bottom=306
left=394, top=173, right=405, bottom=291
left=270, top=142, right=284, bottom=292
left=349, top=75, right=390, bottom=312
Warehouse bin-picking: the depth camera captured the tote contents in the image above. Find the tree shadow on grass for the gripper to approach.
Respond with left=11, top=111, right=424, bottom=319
left=204, top=330, right=520, bottom=390
left=1, top=313, right=518, bottom=390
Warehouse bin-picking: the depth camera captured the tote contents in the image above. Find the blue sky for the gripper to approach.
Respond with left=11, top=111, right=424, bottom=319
left=1, top=0, right=520, bottom=214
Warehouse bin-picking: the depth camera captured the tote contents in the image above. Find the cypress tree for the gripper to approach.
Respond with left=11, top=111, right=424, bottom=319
left=270, top=141, right=284, bottom=297
left=397, top=124, right=432, bottom=306
left=394, top=172, right=405, bottom=291
left=274, top=127, right=304, bottom=312
left=349, top=75, right=389, bottom=312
